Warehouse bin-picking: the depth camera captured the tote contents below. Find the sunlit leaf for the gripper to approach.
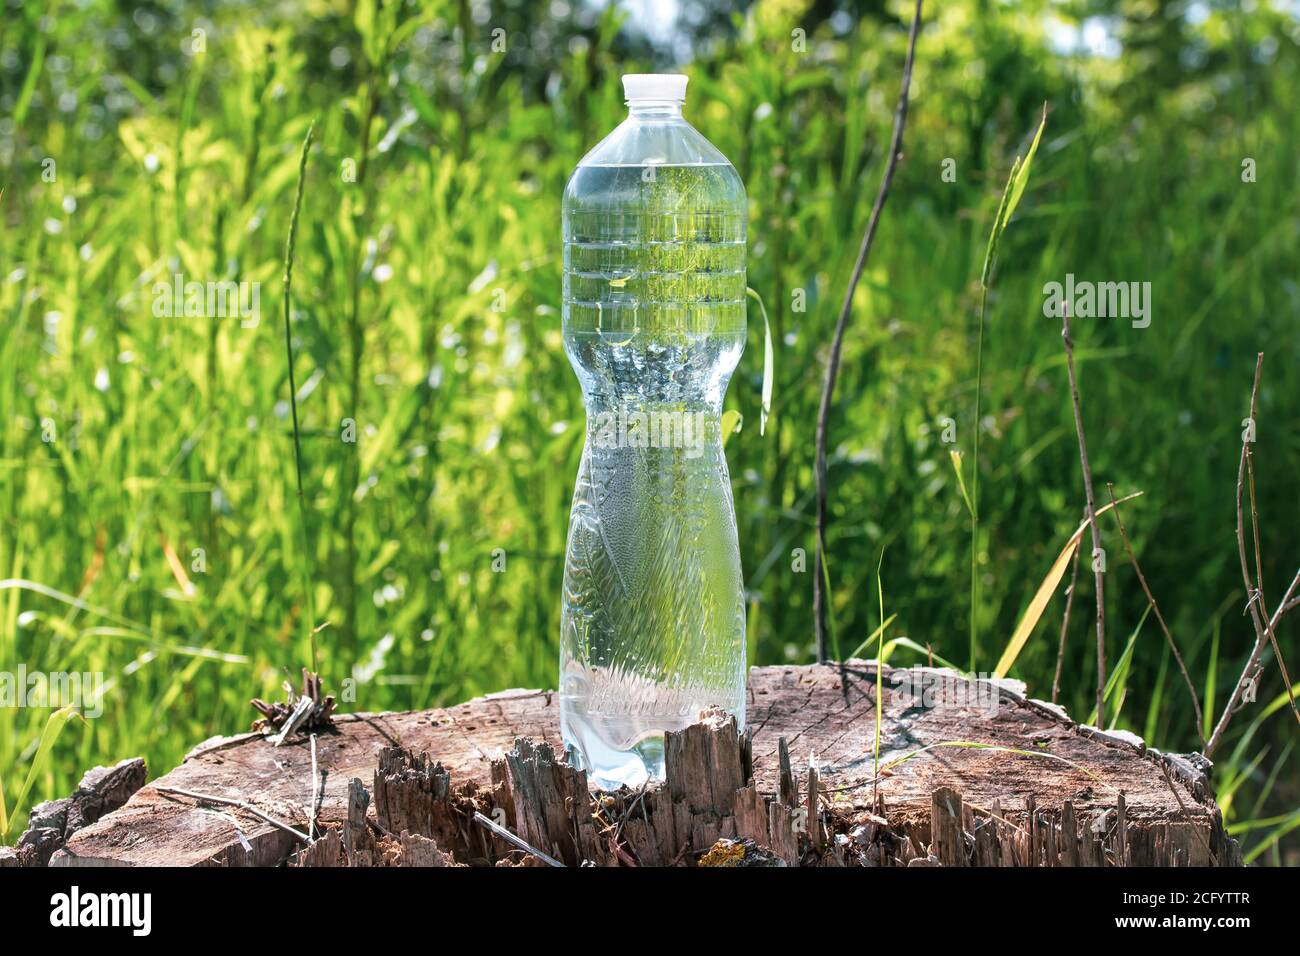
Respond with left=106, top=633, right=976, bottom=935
left=950, top=450, right=974, bottom=517
left=6, top=706, right=82, bottom=841
left=980, top=104, right=1048, bottom=289
left=746, top=287, right=775, bottom=436
left=993, top=493, right=1143, bottom=678
left=721, top=409, right=743, bottom=447
left=1001, top=103, right=1048, bottom=231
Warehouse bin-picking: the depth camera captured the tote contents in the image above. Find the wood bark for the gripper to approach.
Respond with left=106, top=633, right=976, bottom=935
left=0, top=757, right=145, bottom=867
left=32, top=664, right=1237, bottom=867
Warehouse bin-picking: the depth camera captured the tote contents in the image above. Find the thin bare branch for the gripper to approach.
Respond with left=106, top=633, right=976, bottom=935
left=155, top=785, right=310, bottom=843
left=308, top=733, right=323, bottom=841
left=1206, top=567, right=1300, bottom=757
left=1052, top=507, right=1085, bottom=704
left=814, top=0, right=924, bottom=660
left=471, top=811, right=565, bottom=867
left=1105, top=482, right=1204, bottom=744
left=1206, top=355, right=1300, bottom=756
left=1232, top=353, right=1294, bottom=723
left=1158, top=760, right=1215, bottom=864
left=1061, top=305, right=1106, bottom=724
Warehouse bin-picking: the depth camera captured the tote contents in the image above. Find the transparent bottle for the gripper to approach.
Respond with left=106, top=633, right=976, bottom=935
left=560, top=74, right=747, bottom=789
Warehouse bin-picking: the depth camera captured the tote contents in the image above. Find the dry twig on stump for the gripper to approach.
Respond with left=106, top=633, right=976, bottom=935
left=251, top=667, right=337, bottom=744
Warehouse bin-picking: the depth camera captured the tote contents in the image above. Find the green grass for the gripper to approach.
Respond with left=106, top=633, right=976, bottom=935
left=1, top=1, right=1298, bottom=861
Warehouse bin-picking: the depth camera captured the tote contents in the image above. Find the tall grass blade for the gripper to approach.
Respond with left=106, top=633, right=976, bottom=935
left=981, top=104, right=1048, bottom=289
left=1086, top=604, right=1149, bottom=727
left=1242, top=810, right=1300, bottom=863
left=873, top=547, right=887, bottom=787
left=993, top=492, right=1143, bottom=678
left=970, top=104, right=1048, bottom=671
left=819, top=547, right=842, bottom=664
left=5, top=705, right=81, bottom=841
left=879, top=635, right=962, bottom=671
left=282, top=120, right=318, bottom=669
left=949, top=450, right=974, bottom=517
left=848, top=613, right=898, bottom=659
left=1248, top=739, right=1293, bottom=820
left=746, top=287, right=775, bottom=436
left=1203, top=623, right=1220, bottom=742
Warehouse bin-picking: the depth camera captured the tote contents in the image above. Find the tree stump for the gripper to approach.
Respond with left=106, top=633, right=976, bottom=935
left=0, top=758, right=146, bottom=867
left=37, top=663, right=1237, bottom=867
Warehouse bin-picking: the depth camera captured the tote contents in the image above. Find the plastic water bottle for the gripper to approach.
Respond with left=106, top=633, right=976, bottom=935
left=560, top=74, right=747, bottom=789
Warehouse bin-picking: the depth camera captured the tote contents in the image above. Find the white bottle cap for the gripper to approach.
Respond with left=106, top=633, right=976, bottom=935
left=622, top=73, right=688, bottom=102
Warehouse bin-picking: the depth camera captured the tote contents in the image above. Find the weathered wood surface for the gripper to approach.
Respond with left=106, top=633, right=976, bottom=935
left=0, top=758, right=146, bottom=867
left=48, top=663, right=1237, bottom=866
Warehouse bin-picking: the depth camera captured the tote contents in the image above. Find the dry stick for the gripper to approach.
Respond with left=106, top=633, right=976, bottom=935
left=1206, top=566, right=1300, bottom=757
left=155, top=785, right=310, bottom=843
left=471, top=811, right=565, bottom=868
left=813, top=0, right=923, bottom=661
left=1157, top=760, right=1216, bottom=865
left=1052, top=509, right=1085, bottom=704
left=307, top=733, right=322, bottom=841
left=1105, top=482, right=1205, bottom=744
left=1239, top=354, right=1298, bottom=724
left=1205, top=357, right=1300, bottom=755
left=1060, top=305, right=1106, bottom=724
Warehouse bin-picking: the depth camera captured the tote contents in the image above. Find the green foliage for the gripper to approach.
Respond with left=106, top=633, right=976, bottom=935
left=0, top=1, right=1297, bottom=859
left=746, top=287, right=775, bottom=436
left=981, top=104, right=1047, bottom=290
left=2, top=705, right=81, bottom=841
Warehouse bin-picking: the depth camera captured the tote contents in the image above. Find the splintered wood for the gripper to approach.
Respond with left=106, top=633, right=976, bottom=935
left=44, top=664, right=1239, bottom=867
left=0, top=758, right=146, bottom=867
left=250, top=667, right=336, bottom=743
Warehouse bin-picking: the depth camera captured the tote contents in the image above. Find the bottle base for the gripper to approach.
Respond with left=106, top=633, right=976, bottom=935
left=560, top=696, right=744, bottom=790
left=563, top=733, right=666, bottom=791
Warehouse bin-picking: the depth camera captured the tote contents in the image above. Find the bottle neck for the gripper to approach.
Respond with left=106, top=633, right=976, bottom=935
left=627, top=99, right=683, bottom=121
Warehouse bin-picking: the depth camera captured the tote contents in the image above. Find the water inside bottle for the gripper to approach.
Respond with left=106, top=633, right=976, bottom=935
left=561, top=160, right=748, bottom=789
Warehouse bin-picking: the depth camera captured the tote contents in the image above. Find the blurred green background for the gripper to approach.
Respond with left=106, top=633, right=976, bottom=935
left=1, top=0, right=1297, bottom=860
